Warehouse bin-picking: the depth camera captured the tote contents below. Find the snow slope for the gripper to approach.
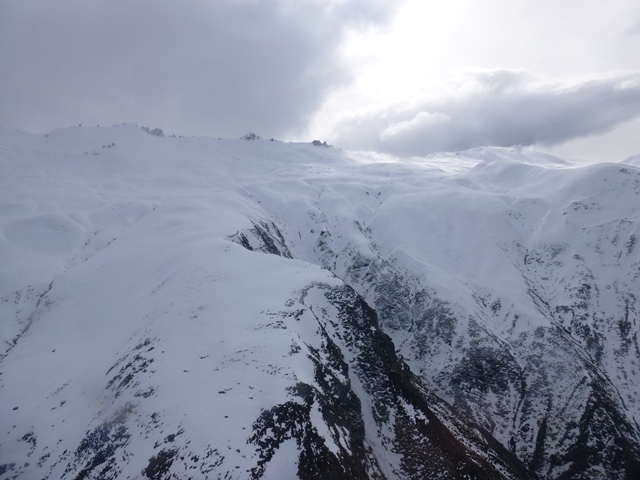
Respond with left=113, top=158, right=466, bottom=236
left=1, top=125, right=639, bottom=479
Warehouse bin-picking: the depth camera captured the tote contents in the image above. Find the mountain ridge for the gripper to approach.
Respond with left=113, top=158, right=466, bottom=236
left=1, top=125, right=639, bottom=478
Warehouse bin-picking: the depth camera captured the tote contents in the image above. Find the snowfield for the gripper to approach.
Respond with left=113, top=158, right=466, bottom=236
left=1, top=125, right=639, bottom=479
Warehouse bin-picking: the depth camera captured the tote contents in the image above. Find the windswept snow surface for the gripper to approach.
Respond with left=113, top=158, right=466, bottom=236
left=1, top=125, right=639, bottom=479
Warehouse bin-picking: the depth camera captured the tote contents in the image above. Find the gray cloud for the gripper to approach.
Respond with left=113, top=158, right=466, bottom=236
left=628, top=20, right=640, bottom=35
left=0, top=0, right=398, bottom=138
left=332, top=70, right=640, bottom=156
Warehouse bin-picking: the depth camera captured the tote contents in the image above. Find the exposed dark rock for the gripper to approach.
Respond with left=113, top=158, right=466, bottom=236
left=228, top=220, right=292, bottom=258
left=66, top=404, right=134, bottom=480
left=142, top=448, right=178, bottom=479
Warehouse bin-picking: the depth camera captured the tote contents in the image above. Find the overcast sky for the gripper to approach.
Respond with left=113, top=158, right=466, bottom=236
left=1, top=0, right=640, bottom=162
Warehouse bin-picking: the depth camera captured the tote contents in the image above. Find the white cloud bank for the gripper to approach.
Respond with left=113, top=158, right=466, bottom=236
left=331, top=70, right=640, bottom=156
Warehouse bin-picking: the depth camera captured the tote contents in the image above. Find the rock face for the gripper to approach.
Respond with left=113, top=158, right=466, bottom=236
left=1, top=126, right=639, bottom=478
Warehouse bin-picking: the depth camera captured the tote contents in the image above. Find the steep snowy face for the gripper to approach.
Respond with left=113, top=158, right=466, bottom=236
left=0, top=125, right=639, bottom=479
left=306, top=165, right=640, bottom=477
left=0, top=126, right=526, bottom=480
left=221, top=142, right=640, bottom=477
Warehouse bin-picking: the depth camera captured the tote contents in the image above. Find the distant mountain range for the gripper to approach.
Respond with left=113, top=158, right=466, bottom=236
left=1, top=125, right=639, bottom=479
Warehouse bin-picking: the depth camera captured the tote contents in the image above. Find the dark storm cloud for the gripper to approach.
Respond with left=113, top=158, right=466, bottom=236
left=0, top=0, right=397, bottom=138
left=333, top=70, right=640, bottom=156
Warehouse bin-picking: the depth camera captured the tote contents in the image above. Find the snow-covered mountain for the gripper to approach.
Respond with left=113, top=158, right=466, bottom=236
left=1, top=125, right=639, bottom=479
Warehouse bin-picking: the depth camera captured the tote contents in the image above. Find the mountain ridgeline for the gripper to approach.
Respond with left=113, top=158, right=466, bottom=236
left=1, top=125, right=639, bottom=479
